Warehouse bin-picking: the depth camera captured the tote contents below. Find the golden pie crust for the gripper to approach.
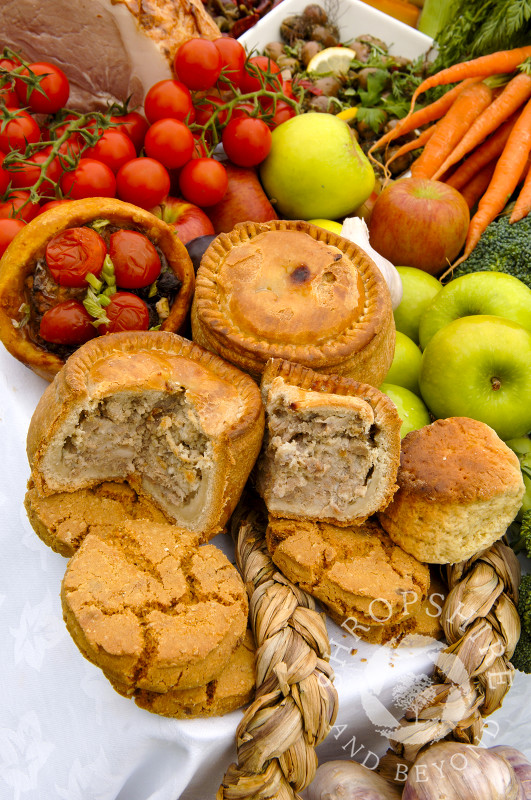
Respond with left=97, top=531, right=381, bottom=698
left=0, top=197, right=195, bottom=381
left=191, top=220, right=395, bottom=385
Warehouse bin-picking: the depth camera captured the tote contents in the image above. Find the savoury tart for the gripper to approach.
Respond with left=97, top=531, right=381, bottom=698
left=27, top=331, right=265, bottom=538
left=0, top=197, right=195, bottom=380
left=191, top=220, right=395, bottom=385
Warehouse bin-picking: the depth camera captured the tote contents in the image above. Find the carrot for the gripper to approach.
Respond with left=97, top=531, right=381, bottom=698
left=408, top=46, right=531, bottom=111
left=455, top=96, right=531, bottom=265
left=409, top=82, right=493, bottom=179
left=432, top=72, right=531, bottom=180
left=368, top=78, right=481, bottom=158
left=445, top=111, right=519, bottom=191
left=510, top=162, right=531, bottom=222
left=383, top=123, right=437, bottom=173
left=459, top=160, right=497, bottom=210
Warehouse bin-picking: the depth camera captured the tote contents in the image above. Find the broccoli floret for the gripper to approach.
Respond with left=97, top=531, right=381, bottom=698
left=512, top=574, right=531, bottom=674
left=513, top=511, right=531, bottom=558
left=448, top=214, right=531, bottom=288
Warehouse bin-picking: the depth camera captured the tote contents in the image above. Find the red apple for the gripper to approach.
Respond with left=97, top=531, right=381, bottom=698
left=368, top=177, right=470, bottom=276
left=206, top=161, right=278, bottom=234
left=150, top=195, right=214, bottom=245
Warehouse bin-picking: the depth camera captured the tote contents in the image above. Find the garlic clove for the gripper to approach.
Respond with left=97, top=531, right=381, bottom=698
left=403, top=741, right=523, bottom=800
left=340, top=217, right=403, bottom=310
left=303, top=759, right=402, bottom=800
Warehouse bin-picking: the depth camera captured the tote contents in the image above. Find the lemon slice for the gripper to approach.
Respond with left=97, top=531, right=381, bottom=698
left=307, top=46, right=357, bottom=76
left=336, top=107, right=358, bottom=122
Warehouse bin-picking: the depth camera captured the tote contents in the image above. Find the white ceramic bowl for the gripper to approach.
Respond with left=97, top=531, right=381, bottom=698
left=238, top=0, right=433, bottom=59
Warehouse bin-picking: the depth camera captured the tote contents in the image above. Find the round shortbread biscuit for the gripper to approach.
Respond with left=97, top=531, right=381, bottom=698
left=61, top=519, right=248, bottom=696
left=266, top=517, right=430, bottom=628
left=378, top=417, right=525, bottom=564
left=133, top=630, right=256, bottom=718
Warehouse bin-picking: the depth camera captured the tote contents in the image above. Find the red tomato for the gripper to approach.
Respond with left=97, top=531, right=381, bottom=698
left=240, top=56, right=281, bottom=94
left=230, top=102, right=257, bottom=121
left=116, top=157, right=170, bottom=209
left=0, top=109, right=41, bottom=154
left=222, top=117, right=272, bottom=167
left=110, top=112, right=149, bottom=153
left=194, top=95, right=229, bottom=127
left=0, top=83, right=19, bottom=108
left=83, top=129, right=137, bottom=174
left=109, top=230, right=161, bottom=288
left=0, top=152, right=10, bottom=195
left=8, top=146, right=62, bottom=195
left=60, top=158, right=116, bottom=200
left=179, top=158, right=228, bottom=207
left=214, top=38, right=246, bottom=88
left=46, top=227, right=107, bottom=287
left=270, top=100, right=297, bottom=128
left=15, top=62, right=70, bottom=114
left=39, top=300, right=97, bottom=345
left=39, top=199, right=72, bottom=215
left=100, top=292, right=150, bottom=334
left=192, top=135, right=210, bottom=159
left=174, top=39, right=222, bottom=91
left=0, top=57, right=21, bottom=71
left=0, top=190, right=40, bottom=222
left=144, top=80, right=194, bottom=125
left=0, top=218, right=26, bottom=257
left=144, top=118, right=194, bottom=170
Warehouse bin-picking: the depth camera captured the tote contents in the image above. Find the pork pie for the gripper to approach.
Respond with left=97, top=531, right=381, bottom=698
left=26, top=331, right=265, bottom=538
left=256, top=359, right=401, bottom=525
left=191, top=220, right=395, bottom=386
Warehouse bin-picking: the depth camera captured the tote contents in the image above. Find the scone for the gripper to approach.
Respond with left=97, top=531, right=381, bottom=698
left=134, top=630, right=256, bottom=718
left=378, top=417, right=525, bottom=564
left=24, top=480, right=168, bottom=557
left=191, top=220, right=395, bottom=386
left=61, top=519, right=249, bottom=696
left=26, top=331, right=265, bottom=538
left=256, top=359, right=401, bottom=525
left=0, top=198, right=195, bottom=380
left=266, top=517, right=430, bottom=630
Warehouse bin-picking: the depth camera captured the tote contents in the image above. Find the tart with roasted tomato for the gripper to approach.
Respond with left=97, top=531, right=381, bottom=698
left=0, top=198, right=195, bottom=380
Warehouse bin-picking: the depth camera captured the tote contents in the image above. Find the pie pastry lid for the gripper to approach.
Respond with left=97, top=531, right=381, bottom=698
left=192, top=220, right=394, bottom=384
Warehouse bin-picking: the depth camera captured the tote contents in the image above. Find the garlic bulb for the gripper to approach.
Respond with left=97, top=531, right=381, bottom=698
left=403, top=742, right=524, bottom=800
left=303, top=759, right=402, bottom=800
left=490, top=746, right=531, bottom=799
left=340, top=217, right=403, bottom=310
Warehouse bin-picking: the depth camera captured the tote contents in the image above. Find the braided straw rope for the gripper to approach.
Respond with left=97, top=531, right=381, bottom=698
left=381, top=539, right=521, bottom=775
left=217, top=499, right=339, bottom=800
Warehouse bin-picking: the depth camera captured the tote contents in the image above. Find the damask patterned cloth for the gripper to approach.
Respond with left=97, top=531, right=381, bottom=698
left=1, top=345, right=530, bottom=800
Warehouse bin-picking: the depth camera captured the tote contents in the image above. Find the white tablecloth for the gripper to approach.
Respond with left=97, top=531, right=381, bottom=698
left=1, top=345, right=530, bottom=800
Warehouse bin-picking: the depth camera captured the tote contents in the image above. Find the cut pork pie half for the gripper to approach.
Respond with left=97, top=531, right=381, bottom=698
left=256, top=359, right=401, bottom=526
left=26, top=331, right=265, bottom=539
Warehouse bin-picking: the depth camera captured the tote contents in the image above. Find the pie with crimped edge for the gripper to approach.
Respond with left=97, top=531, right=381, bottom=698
left=191, top=219, right=395, bottom=386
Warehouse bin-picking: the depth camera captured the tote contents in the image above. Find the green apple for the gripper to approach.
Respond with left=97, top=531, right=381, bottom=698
left=505, top=437, right=531, bottom=517
left=419, top=315, right=531, bottom=441
left=383, top=331, right=423, bottom=395
left=393, top=266, right=441, bottom=345
left=419, top=271, right=531, bottom=350
left=259, top=113, right=375, bottom=220
left=307, top=218, right=344, bottom=235
left=380, top=383, right=431, bottom=437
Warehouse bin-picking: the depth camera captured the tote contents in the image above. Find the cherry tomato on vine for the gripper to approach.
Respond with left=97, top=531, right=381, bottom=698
left=39, top=199, right=71, bottom=215
left=84, top=129, right=137, bottom=174
left=213, top=38, right=246, bottom=88
left=116, top=157, right=170, bottom=209
left=0, top=190, right=40, bottom=222
left=15, top=62, right=70, bottom=114
left=270, top=100, right=297, bottom=128
left=174, top=39, right=222, bottom=91
left=0, top=109, right=41, bottom=154
left=100, top=292, right=150, bottom=334
left=8, top=146, right=62, bottom=195
left=0, top=83, right=19, bottom=108
left=240, top=56, right=281, bottom=94
left=194, top=95, right=229, bottom=128
left=109, top=230, right=161, bottom=288
left=144, top=80, right=194, bottom=125
left=0, top=152, right=11, bottom=195
left=39, top=300, right=97, bottom=345
left=144, top=118, right=194, bottom=170
left=0, top=57, right=21, bottom=71
left=45, top=227, right=107, bottom=287
left=179, top=158, right=228, bottom=207
left=60, top=158, right=116, bottom=200
left=231, top=102, right=257, bottom=121
left=110, top=112, right=149, bottom=153
left=222, top=117, right=272, bottom=167
left=0, top=218, right=25, bottom=257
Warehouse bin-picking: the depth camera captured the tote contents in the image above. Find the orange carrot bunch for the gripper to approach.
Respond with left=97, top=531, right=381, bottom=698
left=368, top=46, right=531, bottom=264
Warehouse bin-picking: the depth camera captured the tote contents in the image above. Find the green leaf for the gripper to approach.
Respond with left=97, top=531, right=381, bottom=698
left=355, top=106, right=388, bottom=132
